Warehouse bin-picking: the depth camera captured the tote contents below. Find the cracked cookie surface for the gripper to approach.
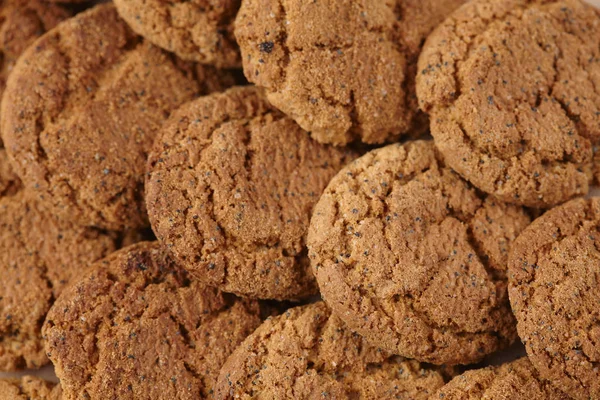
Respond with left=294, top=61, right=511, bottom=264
left=308, top=140, right=531, bottom=365
left=43, top=241, right=262, bottom=400
left=0, top=0, right=69, bottom=148
left=0, top=191, right=118, bottom=371
left=216, top=301, right=452, bottom=400
left=146, top=86, right=356, bottom=300
left=417, top=0, right=600, bottom=208
left=1, top=3, right=235, bottom=231
left=508, top=197, right=600, bottom=399
left=114, top=0, right=240, bottom=67
left=430, top=357, right=568, bottom=400
left=0, top=376, right=62, bottom=400
left=234, top=0, right=466, bottom=145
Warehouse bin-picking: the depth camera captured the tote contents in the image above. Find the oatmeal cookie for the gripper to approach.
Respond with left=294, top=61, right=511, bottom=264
left=417, top=0, right=600, bottom=208
left=114, top=0, right=240, bottom=67
left=1, top=3, right=234, bottom=230
left=43, top=242, right=262, bottom=400
left=308, top=140, right=531, bottom=365
left=235, top=0, right=466, bottom=145
left=508, top=197, right=600, bottom=399
left=216, top=302, right=452, bottom=399
left=146, top=86, right=356, bottom=300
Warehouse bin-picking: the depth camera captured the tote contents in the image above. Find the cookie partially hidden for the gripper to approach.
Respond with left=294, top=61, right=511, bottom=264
left=114, top=0, right=240, bottom=67
left=216, top=301, right=452, bottom=399
left=235, top=0, right=466, bottom=145
left=146, top=86, right=356, bottom=300
left=0, top=192, right=117, bottom=371
left=0, top=0, right=70, bottom=146
left=509, top=198, right=600, bottom=399
left=308, top=141, right=531, bottom=365
left=0, top=376, right=61, bottom=400
left=431, top=357, right=568, bottom=400
left=417, top=0, right=600, bottom=208
left=1, top=4, right=233, bottom=231
left=43, top=242, right=262, bottom=399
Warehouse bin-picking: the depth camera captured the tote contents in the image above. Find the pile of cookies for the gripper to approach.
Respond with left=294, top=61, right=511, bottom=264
left=0, top=0, right=599, bottom=399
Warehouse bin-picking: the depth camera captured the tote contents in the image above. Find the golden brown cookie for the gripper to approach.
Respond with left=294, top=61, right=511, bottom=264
left=0, top=149, right=20, bottom=198
left=0, top=191, right=118, bottom=371
left=234, top=0, right=466, bottom=145
left=0, top=0, right=70, bottom=146
left=1, top=3, right=235, bottom=231
left=146, top=86, right=356, bottom=300
left=417, top=0, right=600, bottom=208
left=216, top=301, right=452, bottom=400
left=43, top=241, right=262, bottom=400
left=508, top=197, right=600, bottom=399
left=430, top=357, right=568, bottom=400
left=114, top=0, right=240, bottom=67
left=308, top=140, right=532, bottom=365
left=0, top=376, right=61, bottom=400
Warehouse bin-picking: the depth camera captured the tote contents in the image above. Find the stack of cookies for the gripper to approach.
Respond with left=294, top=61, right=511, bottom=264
left=0, top=0, right=599, bottom=399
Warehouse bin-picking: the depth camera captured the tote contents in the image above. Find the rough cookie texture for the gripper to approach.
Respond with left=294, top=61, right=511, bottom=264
left=0, top=149, right=20, bottom=198
left=114, top=0, right=240, bottom=67
left=216, top=301, right=451, bottom=399
left=234, top=0, right=466, bottom=145
left=308, top=140, right=532, bottom=365
left=1, top=3, right=234, bottom=231
left=508, top=198, right=600, bottom=399
left=43, top=242, right=262, bottom=400
left=0, top=376, right=61, bottom=400
left=0, top=0, right=69, bottom=146
left=417, top=0, right=600, bottom=208
left=146, top=86, right=356, bottom=300
left=0, top=192, right=117, bottom=371
left=430, top=357, right=568, bottom=400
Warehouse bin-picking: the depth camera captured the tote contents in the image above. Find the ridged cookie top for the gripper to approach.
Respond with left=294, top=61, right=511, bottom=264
left=417, top=0, right=600, bottom=207
left=146, top=86, right=356, bottom=300
left=114, top=0, right=240, bottom=67
left=430, top=357, right=568, bottom=400
left=1, top=4, right=233, bottom=231
left=0, top=0, right=70, bottom=141
left=43, top=242, right=262, bottom=400
left=235, top=0, right=466, bottom=145
left=216, top=301, right=451, bottom=400
left=509, top=198, right=600, bottom=399
left=308, top=140, right=532, bottom=365
left=0, top=192, right=118, bottom=371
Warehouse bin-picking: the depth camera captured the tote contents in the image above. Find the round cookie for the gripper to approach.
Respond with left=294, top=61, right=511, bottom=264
left=0, top=376, right=61, bottom=400
left=234, top=0, right=467, bottom=145
left=216, top=301, right=452, bottom=399
left=43, top=241, right=262, bottom=400
left=508, top=197, right=600, bottom=399
left=0, top=0, right=70, bottom=145
left=0, top=192, right=118, bottom=371
left=146, top=86, right=356, bottom=300
left=114, top=0, right=240, bottom=67
left=308, top=140, right=532, bottom=365
left=0, top=149, right=21, bottom=198
left=417, top=0, right=600, bottom=208
left=430, top=357, right=568, bottom=400
left=1, top=3, right=234, bottom=231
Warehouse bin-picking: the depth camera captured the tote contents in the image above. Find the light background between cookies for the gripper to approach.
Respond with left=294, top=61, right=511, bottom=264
left=1, top=0, right=600, bottom=385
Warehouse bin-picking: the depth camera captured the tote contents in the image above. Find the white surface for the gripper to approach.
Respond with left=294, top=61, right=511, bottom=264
left=1, top=0, right=600, bottom=385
